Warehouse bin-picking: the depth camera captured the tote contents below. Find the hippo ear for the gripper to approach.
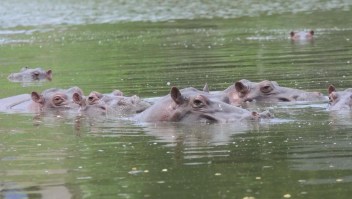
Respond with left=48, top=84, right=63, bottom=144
left=170, top=87, right=184, bottom=105
left=290, top=31, right=295, bottom=37
left=72, top=92, right=84, bottom=106
left=235, top=81, right=248, bottom=94
left=310, top=30, right=314, bottom=35
left=203, top=83, right=209, bottom=93
left=328, top=85, right=336, bottom=94
left=31, top=92, right=45, bottom=105
left=46, top=70, right=52, bottom=80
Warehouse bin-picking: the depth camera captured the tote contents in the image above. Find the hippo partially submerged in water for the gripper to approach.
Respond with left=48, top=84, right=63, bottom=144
left=72, top=90, right=151, bottom=117
left=0, top=87, right=83, bottom=114
left=327, top=85, right=352, bottom=111
left=7, top=67, right=52, bottom=82
left=290, top=30, right=314, bottom=41
left=30, top=87, right=83, bottom=112
left=223, top=79, right=326, bottom=106
left=134, top=86, right=271, bottom=123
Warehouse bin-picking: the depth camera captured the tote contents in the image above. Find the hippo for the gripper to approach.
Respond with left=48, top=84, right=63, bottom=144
left=134, top=86, right=271, bottom=123
left=72, top=90, right=151, bottom=117
left=290, top=30, right=314, bottom=41
left=7, top=67, right=52, bottom=82
left=30, top=87, right=83, bottom=112
left=0, top=94, right=32, bottom=113
left=0, top=87, right=82, bottom=114
left=223, top=79, right=326, bottom=106
left=327, top=85, right=352, bottom=111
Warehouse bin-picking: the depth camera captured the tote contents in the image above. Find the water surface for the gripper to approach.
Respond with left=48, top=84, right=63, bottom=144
left=1, top=1, right=352, bottom=199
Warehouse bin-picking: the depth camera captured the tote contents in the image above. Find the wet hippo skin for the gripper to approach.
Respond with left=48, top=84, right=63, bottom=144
left=134, top=86, right=271, bottom=123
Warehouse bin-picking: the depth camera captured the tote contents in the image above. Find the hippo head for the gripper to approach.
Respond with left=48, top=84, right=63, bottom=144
left=31, top=89, right=69, bottom=109
left=72, top=92, right=108, bottom=116
left=327, top=85, right=352, bottom=111
left=290, top=30, right=314, bottom=41
left=72, top=90, right=150, bottom=117
left=30, top=68, right=52, bottom=81
left=135, top=86, right=271, bottom=123
left=225, top=79, right=325, bottom=105
left=8, top=67, right=52, bottom=82
left=31, top=87, right=82, bottom=110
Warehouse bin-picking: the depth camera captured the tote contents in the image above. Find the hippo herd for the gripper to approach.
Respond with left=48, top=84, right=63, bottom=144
left=2, top=66, right=352, bottom=124
left=3, top=30, right=349, bottom=124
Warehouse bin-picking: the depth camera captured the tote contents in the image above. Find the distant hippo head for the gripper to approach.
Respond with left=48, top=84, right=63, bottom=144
left=31, top=87, right=82, bottom=111
left=327, top=85, right=352, bottom=111
left=8, top=67, right=52, bottom=82
left=135, top=86, right=271, bottom=123
left=224, top=79, right=325, bottom=105
left=290, top=30, right=314, bottom=41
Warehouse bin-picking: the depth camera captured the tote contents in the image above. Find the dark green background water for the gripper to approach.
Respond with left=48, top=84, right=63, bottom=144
left=1, top=1, right=352, bottom=198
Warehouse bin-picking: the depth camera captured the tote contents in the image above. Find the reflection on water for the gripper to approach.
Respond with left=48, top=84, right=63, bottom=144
left=1, top=0, right=352, bottom=198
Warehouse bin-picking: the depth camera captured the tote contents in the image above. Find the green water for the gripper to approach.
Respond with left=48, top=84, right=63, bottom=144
left=1, top=1, right=352, bottom=198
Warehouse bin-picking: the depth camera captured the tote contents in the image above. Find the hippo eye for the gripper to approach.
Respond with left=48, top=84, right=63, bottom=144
left=88, top=96, right=94, bottom=101
left=53, top=96, right=64, bottom=105
left=192, top=99, right=205, bottom=108
left=260, top=85, right=273, bottom=94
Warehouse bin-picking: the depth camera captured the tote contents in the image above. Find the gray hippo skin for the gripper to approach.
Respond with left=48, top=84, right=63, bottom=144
left=31, top=87, right=83, bottom=112
left=223, top=79, right=326, bottom=106
left=7, top=67, right=52, bottom=82
left=72, top=90, right=151, bottom=116
left=134, top=86, right=271, bottom=123
left=0, top=87, right=82, bottom=113
left=290, top=30, right=314, bottom=41
left=327, top=85, right=352, bottom=111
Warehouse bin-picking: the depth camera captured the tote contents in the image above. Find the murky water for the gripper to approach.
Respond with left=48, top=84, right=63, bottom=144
left=1, top=1, right=352, bottom=199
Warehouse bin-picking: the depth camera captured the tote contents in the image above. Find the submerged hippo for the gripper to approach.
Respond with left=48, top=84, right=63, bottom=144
left=0, top=87, right=82, bottom=114
left=290, top=30, right=314, bottom=41
left=72, top=90, right=151, bottom=116
left=30, top=87, right=83, bottom=112
left=327, top=85, right=352, bottom=111
left=7, top=67, right=52, bottom=82
left=134, top=86, right=271, bottom=123
left=223, top=79, right=326, bottom=106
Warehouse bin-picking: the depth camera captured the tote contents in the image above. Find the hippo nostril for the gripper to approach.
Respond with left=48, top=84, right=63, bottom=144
left=278, top=97, right=290, bottom=102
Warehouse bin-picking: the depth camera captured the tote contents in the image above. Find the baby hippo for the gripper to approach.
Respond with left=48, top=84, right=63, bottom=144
left=290, top=30, right=314, bottom=41
left=72, top=90, right=151, bottom=117
left=327, top=85, right=352, bottom=111
left=30, top=87, right=83, bottom=112
left=134, top=86, right=271, bottom=123
left=8, top=67, right=52, bottom=82
left=223, top=79, right=326, bottom=106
